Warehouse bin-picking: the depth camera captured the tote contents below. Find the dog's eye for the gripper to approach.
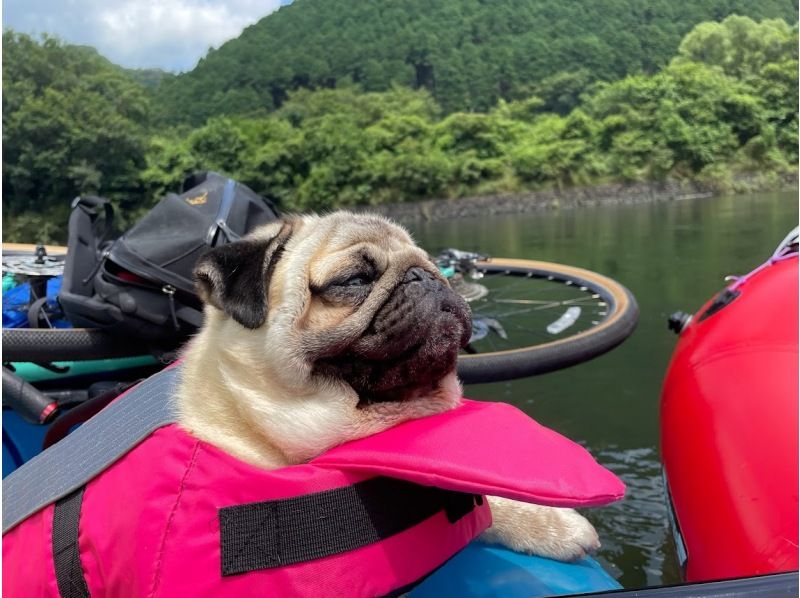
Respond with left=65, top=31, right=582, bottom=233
left=341, top=274, right=371, bottom=287
left=312, top=272, right=374, bottom=305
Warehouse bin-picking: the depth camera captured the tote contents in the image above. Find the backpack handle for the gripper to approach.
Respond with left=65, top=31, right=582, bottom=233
left=71, top=195, right=115, bottom=246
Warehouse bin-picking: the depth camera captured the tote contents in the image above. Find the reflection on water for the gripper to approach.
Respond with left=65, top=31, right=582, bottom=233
left=410, top=191, right=798, bottom=587
left=586, top=446, right=679, bottom=588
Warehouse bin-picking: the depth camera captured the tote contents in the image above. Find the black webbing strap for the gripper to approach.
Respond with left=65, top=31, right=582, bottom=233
left=52, top=486, right=90, bottom=598
left=206, top=178, right=241, bottom=246
left=219, top=477, right=482, bottom=577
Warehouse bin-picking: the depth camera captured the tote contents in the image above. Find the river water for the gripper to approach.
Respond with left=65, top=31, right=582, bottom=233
left=409, top=190, right=798, bottom=589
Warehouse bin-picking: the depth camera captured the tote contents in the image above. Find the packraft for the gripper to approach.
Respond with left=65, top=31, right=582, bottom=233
left=661, top=229, right=798, bottom=582
left=58, top=173, right=279, bottom=343
left=2, top=366, right=624, bottom=597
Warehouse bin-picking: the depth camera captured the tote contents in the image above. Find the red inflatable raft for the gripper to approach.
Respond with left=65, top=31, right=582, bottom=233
left=661, top=230, right=798, bottom=582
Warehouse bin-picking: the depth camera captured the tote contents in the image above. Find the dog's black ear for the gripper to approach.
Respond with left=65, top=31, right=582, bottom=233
left=194, top=222, right=294, bottom=329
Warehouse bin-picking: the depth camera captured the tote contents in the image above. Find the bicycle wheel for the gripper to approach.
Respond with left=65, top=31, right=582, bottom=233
left=455, top=258, right=638, bottom=384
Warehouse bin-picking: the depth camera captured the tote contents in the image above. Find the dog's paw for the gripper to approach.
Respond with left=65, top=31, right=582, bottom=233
left=480, top=496, right=601, bottom=562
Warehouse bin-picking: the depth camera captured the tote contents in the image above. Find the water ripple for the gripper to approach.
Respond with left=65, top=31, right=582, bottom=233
left=581, top=445, right=682, bottom=589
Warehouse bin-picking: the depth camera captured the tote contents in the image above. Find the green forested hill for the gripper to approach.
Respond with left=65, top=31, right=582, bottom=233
left=3, top=13, right=797, bottom=243
left=153, top=0, right=797, bottom=125
left=126, top=68, right=174, bottom=90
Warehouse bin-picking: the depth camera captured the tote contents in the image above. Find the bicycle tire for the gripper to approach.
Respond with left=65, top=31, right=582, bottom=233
left=456, top=258, right=638, bottom=384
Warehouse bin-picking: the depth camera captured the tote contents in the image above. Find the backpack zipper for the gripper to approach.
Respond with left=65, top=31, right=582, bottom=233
left=110, top=249, right=190, bottom=294
left=82, top=249, right=111, bottom=285
left=162, top=284, right=180, bottom=330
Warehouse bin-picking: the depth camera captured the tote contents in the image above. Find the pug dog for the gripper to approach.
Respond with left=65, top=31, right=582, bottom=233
left=176, top=211, right=600, bottom=562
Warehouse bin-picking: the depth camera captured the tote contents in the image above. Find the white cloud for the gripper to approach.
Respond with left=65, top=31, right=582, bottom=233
left=3, top=0, right=283, bottom=71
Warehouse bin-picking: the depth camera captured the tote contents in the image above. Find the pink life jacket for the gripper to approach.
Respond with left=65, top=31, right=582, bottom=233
left=3, top=367, right=624, bottom=597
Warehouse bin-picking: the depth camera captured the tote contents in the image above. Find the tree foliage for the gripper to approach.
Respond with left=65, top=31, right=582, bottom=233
left=139, top=16, right=797, bottom=212
left=2, top=32, right=150, bottom=216
left=152, top=0, right=797, bottom=125
left=2, top=12, right=798, bottom=243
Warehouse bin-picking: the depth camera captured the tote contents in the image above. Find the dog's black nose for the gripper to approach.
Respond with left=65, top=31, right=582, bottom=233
left=402, top=266, right=435, bottom=284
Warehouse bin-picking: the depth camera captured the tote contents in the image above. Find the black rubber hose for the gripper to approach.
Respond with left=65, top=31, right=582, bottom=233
left=2, top=367, right=59, bottom=424
left=2, top=328, right=152, bottom=363
left=42, top=389, right=90, bottom=408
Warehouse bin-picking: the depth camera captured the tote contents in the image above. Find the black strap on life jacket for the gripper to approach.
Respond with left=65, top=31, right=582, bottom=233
left=52, top=487, right=90, bottom=598
left=219, top=477, right=482, bottom=576
left=43, top=475, right=479, bottom=596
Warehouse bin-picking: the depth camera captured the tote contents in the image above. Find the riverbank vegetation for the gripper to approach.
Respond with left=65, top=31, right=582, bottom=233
left=3, top=13, right=798, bottom=242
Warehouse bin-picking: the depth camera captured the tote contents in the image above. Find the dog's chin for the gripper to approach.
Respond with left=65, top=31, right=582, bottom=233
left=314, top=309, right=470, bottom=407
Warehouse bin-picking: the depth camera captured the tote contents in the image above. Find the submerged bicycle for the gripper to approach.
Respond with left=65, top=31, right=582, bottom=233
left=436, top=249, right=638, bottom=384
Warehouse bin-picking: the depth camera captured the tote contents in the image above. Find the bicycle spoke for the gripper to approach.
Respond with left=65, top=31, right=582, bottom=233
left=490, top=298, right=566, bottom=305
left=480, top=301, right=593, bottom=316
left=434, top=255, right=638, bottom=383
left=442, top=258, right=630, bottom=363
left=560, top=296, right=605, bottom=305
left=479, top=299, right=605, bottom=318
left=498, top=322, right=556, bottom=338
left=482, top=279, right=591, bottom=302
left=478, top=305, right=561, bottom=319
left=476, top=276, right=538, bottom=301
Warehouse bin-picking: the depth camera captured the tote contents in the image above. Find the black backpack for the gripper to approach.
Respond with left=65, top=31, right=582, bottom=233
left=59, top=173, right=279, bottom=343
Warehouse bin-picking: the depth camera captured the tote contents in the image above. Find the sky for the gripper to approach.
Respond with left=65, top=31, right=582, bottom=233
left=3, top=0, right=292, bottom=72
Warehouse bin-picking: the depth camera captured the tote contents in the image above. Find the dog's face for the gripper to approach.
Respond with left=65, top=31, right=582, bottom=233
left=184, top=212, right=471, bottom=464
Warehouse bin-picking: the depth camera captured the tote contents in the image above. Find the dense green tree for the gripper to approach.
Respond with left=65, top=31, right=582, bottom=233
left=3, top=32, right=150, bottom=216
left=531, top=70, right=594, bottom=116
left=673, top=15, right=799, bottom=164
left=674, top=15, right=796, bottom=79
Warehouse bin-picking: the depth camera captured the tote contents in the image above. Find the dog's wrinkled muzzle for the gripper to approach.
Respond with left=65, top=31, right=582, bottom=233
left=315, top=266, right=472, bottom=404
left=353, top=267, right=471, bottom=359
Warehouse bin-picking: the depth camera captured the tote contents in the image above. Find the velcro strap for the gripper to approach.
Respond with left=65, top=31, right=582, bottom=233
left=219, top=477, right=481, bottom=576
